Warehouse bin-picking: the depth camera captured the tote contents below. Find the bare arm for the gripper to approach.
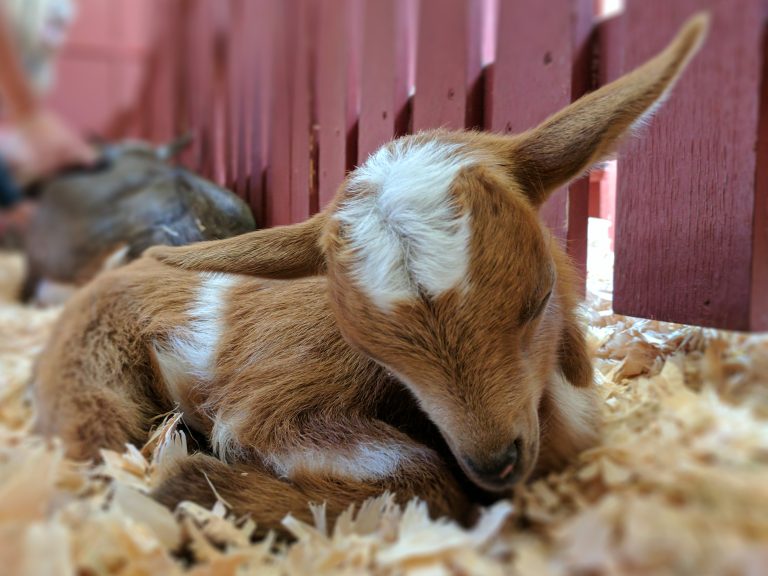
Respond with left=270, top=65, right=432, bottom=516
left=0, top=5, right=96, bottom=183
left=0, top=5, right=39, bottom=121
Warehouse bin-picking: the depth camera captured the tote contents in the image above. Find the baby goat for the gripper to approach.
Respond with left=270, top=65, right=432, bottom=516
left=33, top=15, right=707, bottom=533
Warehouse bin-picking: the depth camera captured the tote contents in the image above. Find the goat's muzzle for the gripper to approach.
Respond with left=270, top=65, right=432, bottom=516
left=463, top=437, right=526, bottom=491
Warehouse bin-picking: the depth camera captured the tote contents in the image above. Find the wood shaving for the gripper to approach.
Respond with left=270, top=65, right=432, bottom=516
left=0, top=247, right=766, bottom=575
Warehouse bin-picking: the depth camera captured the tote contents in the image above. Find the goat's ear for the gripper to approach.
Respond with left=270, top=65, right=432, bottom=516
left=509, top=12, right=708, bottom=206
left=145, top=212, right=327, bottom=277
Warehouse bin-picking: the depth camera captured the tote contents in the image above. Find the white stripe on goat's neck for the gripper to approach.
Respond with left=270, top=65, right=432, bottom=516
left=547, top=372, right=600, bottom=442
left=154, top=273, right=235, bottom=422
left=337, top=139, right=474, bottom=309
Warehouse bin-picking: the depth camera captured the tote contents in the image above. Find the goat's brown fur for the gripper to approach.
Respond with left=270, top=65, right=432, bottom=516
left=35, top=15, right=708, bottom=535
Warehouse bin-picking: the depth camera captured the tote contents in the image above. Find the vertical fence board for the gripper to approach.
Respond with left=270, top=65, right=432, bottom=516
left=210, top=1, right=230, bottom=186
left=174, top=0, right=199, bottom=170
left=413, top=0, right=484, bottom=130
left=358, top=0, right=412, bottom=162
left=465, top=0, right=486, bottom=129
left=316, top=0, right=360, bottom=208
left=227, top=0, right=247, bottom=197
left=147, top=0, right=180, bottom=144
left=565, top=2, right=595, bottom=284
left=289, top=0, right=314, bottom=223
left=753, top=25, right=768, bottom=330
left=346, top=2, right=363, bottom=167
left=596, top=11, right=625, bottom=85
left=488, top=0, right=593, bottom=280
left=167, top=0, right=192, bottom=166
left=488, top=1, right=572, bottom=136
left=191, top=0, right=217, bottom=179
left=265, top=0, right=294, bottom=226
left=501, top=0, right=571, bottom=239
left=243, top=0, right=269, bottom=224
left=613, top=0, right=767, bottom=330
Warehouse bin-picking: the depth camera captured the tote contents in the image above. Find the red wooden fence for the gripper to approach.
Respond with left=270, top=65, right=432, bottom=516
left=613, top=0, right=768, bottom=332
left=48, top=0, right=768, bottom=332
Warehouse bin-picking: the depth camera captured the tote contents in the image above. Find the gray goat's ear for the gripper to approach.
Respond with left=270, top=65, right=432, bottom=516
left=156, top=133, right=193, bottom=161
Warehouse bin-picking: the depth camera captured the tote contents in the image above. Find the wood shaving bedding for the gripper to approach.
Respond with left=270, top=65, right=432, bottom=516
left=0, top=249, right=766, bottom=575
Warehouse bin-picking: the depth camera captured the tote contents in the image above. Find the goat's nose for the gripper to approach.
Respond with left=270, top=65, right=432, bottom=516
left=465, top=437, right=524, bottom=489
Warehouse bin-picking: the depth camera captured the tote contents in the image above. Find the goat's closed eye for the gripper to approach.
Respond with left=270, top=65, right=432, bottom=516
left=520, top=290, right=552, bottom=324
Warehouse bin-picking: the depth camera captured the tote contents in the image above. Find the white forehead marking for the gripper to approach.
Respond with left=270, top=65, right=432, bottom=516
left=336, top=138, right=474, bottom=309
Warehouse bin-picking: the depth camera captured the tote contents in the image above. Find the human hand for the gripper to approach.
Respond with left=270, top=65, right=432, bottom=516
left=0, top=109, right=97, bottom=184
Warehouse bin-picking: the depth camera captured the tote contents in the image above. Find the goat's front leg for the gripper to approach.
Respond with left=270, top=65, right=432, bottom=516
left=153, top=432, right=472, bottom=537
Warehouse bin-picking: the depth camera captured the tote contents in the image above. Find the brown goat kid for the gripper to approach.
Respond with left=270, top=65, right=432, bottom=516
left=34, top=16, right=707, bottom=534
